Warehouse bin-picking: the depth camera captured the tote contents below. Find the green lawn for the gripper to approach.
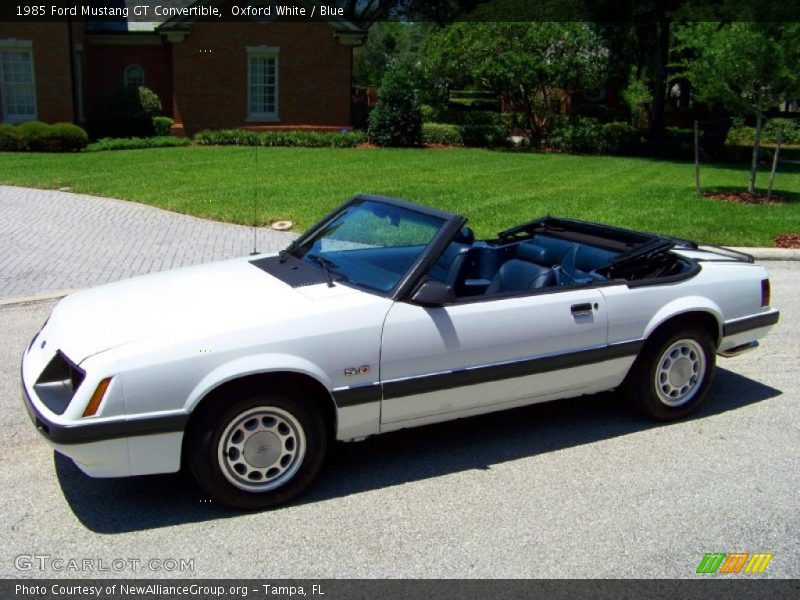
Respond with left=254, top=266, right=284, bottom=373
left=1, top=146, right=798, bottom=246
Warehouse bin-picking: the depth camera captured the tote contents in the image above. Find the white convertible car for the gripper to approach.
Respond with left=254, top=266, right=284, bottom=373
left=22, top=195, right=779, bottom=509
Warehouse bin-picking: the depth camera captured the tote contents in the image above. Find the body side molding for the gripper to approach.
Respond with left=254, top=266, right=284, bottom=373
left=722, top=311, right=780, bottom=337
left=331, top=340, right=644, bottom=408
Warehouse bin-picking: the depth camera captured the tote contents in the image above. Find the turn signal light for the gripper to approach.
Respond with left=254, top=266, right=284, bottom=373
left=82, top=377, right=112, bottom=417
left=761, top=279, right=770, bottom=307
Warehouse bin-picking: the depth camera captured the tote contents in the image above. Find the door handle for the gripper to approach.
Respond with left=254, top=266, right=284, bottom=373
left=571, top=302, right=594, bottom=316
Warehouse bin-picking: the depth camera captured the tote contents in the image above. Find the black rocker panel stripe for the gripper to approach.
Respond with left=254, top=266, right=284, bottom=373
left=722, top=311, right=779, bottom=337
left=332, top=341, right=643, bottom=408
left=331, top=383, right=382, bottom=408
left=382, top=341, right=643, bottom=400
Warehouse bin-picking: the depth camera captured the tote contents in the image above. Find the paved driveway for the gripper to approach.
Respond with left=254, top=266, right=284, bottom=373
left=0, top=262, right=797, bottom=578
left=0, top=186, right=295, bottom=300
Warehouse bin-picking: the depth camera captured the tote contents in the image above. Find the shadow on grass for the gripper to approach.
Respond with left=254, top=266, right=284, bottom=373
left=55, top=367, right=780, bottom=534
left=700, top=186, right=800, bottom=204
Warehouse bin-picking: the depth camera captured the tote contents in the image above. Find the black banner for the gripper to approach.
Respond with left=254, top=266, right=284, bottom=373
left=4, top=580, right=800, bottom=600
left=1, top=0, right=800, bottom=23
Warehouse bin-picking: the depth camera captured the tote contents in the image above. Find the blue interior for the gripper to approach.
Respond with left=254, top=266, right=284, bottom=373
left=427, top=232, right=621, bottom=297
left=315, top=227, right=623, bottom=298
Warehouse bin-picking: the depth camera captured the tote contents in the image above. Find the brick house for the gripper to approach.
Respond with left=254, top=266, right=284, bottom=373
left=0, top=1, right=365, bottom=135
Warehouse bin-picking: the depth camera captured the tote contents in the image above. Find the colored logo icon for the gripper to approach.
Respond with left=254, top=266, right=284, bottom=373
left=696, top=553, right=773, bottom=574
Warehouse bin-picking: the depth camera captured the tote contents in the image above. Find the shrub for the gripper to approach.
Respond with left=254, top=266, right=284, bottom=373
left=0, top=124, right=23, bottom=151
left=420, top=104, right=437, bottom=123
left=47, top=122, right=89, bottom=151
left=422, top=123, right=462, bottom=145
left=89, top=86, right=163, bottom=139
left=641, top=127, right=695, bottom=160
left=726, top=118, right=800, bottom=147
left=195, top=129, right=259, bottom=145
left=763, top=118, right=800, bottom=145
left=600, top=122, right=644, bottom=154
left=548, top=117, right=604, bottom=153
left=420, top=103, right=463, bottom=124
left=138, top=87, right=162, bottom=118
left=10, top=121, right=88, bottom=152
left=152, top=116, right=174, bottom=137
left=459, top=111, right=509, bottom=147
left=194, top=129, right=366, bottom=148
left=420, top=106, right=509, bottom=146
left=16, top=121, right=51, bottom=151
left=368, top=66, right=422, bottom=147
left=86, top=136, right=190, bottom=152
left=726, top=121, right=753, bottom=146
left=548, top=117, right=643, bottom=155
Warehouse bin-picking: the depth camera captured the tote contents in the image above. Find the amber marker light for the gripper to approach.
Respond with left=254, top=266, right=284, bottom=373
left=83, top=377, right=112, bottom=417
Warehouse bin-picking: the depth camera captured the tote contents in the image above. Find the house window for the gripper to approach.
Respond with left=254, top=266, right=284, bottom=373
left=248, top=48, right=279, bottom=120
left=124, top=64, right=145, bottom=89
left=0, top=45, right=37, bottom=123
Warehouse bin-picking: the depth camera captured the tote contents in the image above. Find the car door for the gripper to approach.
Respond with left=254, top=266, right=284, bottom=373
left=379, top=287, right=609, bottom=425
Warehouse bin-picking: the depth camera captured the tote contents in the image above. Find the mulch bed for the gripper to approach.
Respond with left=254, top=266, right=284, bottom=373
left=774, top=233, right=800, bottom=249
left=702, top=191, right=788, bottom=205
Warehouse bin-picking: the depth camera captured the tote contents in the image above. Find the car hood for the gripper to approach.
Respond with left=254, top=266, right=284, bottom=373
left=43, top=256, right=364, bottom=364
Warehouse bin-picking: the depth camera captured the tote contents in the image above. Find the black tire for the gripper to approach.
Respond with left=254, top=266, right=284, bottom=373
left=186, top=393, right=327, bottom=510
left=622, top=327, right=716, bottom=421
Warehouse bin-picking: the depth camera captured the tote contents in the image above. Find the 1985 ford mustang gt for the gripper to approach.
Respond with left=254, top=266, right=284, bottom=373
left=22, top=195, right=779, bottom=509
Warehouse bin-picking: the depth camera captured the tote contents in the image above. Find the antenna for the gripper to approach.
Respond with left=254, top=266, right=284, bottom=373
left=250, top=142, right=259, bottom=255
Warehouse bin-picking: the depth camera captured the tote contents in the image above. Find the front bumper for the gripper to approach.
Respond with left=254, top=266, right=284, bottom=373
left=21, top=375, right=132, bottom=476
left=21, top=358, right=187, bottom=478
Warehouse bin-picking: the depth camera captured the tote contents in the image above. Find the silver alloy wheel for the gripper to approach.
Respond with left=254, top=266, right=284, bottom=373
left=654, top=338, right=706, bottom=407
left=217, top=406, right=306, bottom=492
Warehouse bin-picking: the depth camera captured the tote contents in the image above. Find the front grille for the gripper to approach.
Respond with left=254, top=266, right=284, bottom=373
left=34, top=351, right=85, bottom=415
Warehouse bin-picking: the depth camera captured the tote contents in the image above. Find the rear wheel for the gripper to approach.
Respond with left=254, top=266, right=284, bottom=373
left=186, top=393, right=326, bottom=510
left=624, top=327, right=716, bottom=421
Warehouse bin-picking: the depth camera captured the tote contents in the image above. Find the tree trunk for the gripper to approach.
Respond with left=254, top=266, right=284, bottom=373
left=650, top=18, right=670, bottom=135
left=749, top=110, right=764, bottom=194
left=519, top=84, right=537, bottom=146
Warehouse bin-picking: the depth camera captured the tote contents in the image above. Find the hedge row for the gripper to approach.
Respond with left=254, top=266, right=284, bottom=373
left=422, top=123, right=463, bottom=145
left=195, top=129, right=367, bottom=148
left=0, top=121, right=88, bottom=152
left=86, top=136, right=190, bottom=152
left=546, top=117, right=645, bottom=155
left=422, top=122, right=510, bottom=148
left=422, top=110, right=511, bottom=148
left=727, top=118, right=800, bottom=146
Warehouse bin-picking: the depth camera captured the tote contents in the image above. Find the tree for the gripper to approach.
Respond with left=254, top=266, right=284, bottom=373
left=353, top=22, right=437, bottom=86
left=368, top=65, right=422, bottom=146
left=423, top=22, right=608, bottom=145
left=676, top=22, right=800, bottom=193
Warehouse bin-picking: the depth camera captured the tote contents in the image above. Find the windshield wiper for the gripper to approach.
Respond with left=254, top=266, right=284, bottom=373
left=307, top=254, right=338, bottom=288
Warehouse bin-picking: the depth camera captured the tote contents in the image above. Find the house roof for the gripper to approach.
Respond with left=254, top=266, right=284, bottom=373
left=86, top=1, right=365, bottom=34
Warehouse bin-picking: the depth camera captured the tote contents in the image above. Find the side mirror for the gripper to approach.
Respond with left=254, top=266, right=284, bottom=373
left=410, top=279, right=455, bottom=307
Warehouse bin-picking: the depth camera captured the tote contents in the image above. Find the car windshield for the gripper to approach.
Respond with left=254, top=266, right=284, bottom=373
left=291, top=199, right=447, bottom=293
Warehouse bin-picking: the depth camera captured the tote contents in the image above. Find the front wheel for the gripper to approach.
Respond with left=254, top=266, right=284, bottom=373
left=623, top=328, right=716, bottom=421
left=186, top=394, right=327, bottom=510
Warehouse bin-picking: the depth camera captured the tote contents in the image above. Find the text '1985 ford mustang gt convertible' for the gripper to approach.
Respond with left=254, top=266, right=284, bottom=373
left=21, top=195, right=779, bottom=509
